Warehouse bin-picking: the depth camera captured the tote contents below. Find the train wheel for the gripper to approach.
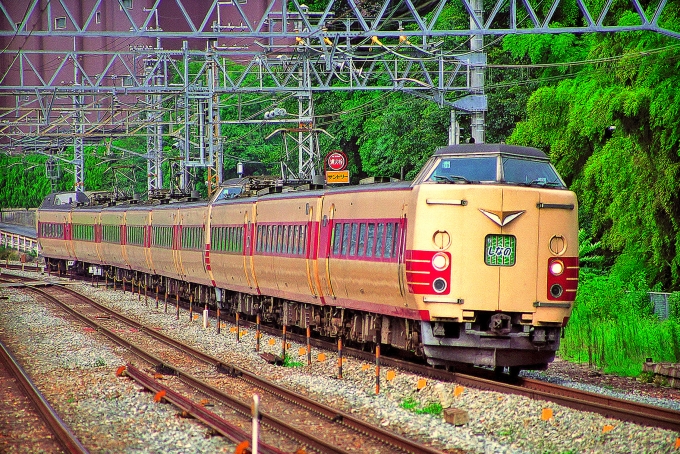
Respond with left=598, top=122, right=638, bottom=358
left=508, top=366, right=521, bottom=378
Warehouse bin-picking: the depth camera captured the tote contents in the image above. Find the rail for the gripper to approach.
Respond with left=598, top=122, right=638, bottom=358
left=0, top=338, right=88, bottom=453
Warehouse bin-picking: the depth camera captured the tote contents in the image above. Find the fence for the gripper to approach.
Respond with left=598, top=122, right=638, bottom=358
left=0, top=231, right=39, bottom=256
left=649, top=292, right=671, bottom=320
left=0, top=208, right=37, bottom=228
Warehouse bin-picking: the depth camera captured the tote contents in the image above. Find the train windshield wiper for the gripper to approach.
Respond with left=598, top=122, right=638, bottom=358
left=434, top=175, right=473, bottom=184
left=528, top=179, right=561, bottom=187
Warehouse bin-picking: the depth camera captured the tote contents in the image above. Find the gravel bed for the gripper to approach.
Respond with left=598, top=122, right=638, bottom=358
left=521, top=369, right=680, bottom=412
left=3, top=267, right=680, bottom=453
left=0, top=284, right=235, bottom=453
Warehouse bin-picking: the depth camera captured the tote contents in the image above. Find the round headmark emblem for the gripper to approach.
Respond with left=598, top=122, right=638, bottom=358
left=326, top=151, right=347, bottom=171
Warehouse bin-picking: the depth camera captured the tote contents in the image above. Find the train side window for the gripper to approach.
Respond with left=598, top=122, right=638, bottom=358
left=366, top=223, right=375, bottom=257
left=280, top=226, right=286, bottom=254
left=268, top=226, right=274, bottom=253
left=292, top=225, right=299, bottom=255
left=341, top=223, right=350, bottom=255
left=385, top=223, right=394, bottom=258
left=375, top=223, right=385, bottom=258
left=300, top=225, right=306, bottom=255
left=238, top=227, right=243, bottom=252
left=288, top=226, right=295, bottom=255
left=332, top=223, right=342, bottom=256
left=392, top=223, right=400, bottom=258
left=349, top=223, right=358, bottom=256
left=265, top=226, right=270, bottom=253
left=283, top=225, right=289, bottom=255
left=358, top=223, right=366, bottom=257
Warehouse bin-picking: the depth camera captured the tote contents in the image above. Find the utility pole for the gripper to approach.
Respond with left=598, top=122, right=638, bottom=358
left=145, top=9, right=164, bottom=195
left=73, top=38, right=84, bottom=192
left=470, top=0, right=485, bottom=144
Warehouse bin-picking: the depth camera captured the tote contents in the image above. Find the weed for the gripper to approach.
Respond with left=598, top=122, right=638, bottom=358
left=637, top=371, right=655, bottom=383
left=399, top=397, right=443, bottom=416
left=282, top=355, right=304, bottom=368
left=498, top=427, right=514, bottom=437
left=94, top=357, right=106, bottom=367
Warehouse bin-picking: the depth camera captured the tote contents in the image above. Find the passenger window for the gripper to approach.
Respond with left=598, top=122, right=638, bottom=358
left=332, top=224, right=342, bottom=255
left=292, top=226, right=299, bottom=255
left=341, top=223, right=350, bottom=255
left=282, top=225, right=289, bottom=254
left=375, top=223, right=385, bottom=258
left=366, top=223, right=375, bottom=257
left=349, top=223, right=358, bottom=256
left=392, top=224, right=400, bottom=258
left=300, top=225, right=306, bottom=255
left=358, top=224, right=366, bottom=257
left=267, top=226, right=272, bottom=253
left=385, top=224, right=394, bottom=258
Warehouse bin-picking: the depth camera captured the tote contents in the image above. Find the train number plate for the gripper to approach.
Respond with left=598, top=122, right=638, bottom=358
left=485, top=235, right=516, bottom=266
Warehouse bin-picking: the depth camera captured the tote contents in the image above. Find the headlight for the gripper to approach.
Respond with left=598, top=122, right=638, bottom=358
left=433, top=277, right=448, bottom=293
left=431, top=252, right=450, bottom=271
left=549, top=259, right=564, bottom=276
left=550, top=284, right=564, bottom=298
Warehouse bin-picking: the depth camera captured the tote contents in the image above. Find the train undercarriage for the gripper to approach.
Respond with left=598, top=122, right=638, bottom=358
left=46, top=258, right=559, bottom=373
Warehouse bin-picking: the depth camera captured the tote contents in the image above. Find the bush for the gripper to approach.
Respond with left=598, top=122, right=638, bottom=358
left=559, top=265, right=680, bottom=376
left=0, top=247, right=19, bottom=262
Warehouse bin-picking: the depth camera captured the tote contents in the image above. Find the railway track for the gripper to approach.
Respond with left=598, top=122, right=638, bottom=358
left=4, top=270, right=680, bottom=436
left=243, top=315, right=680, bottom=433
left=11, top=279, right=444, bottom=454
left=0, top=336, right=88, bottom=454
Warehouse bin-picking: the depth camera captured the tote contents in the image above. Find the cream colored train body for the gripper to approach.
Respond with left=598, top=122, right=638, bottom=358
left=37, top=144, right=578, bottom=371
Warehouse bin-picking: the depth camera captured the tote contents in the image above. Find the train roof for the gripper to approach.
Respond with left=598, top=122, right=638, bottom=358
left=434, top=143, right=548, bottom=159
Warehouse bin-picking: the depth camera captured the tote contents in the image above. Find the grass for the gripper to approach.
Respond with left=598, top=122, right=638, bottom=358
left=399, top=397, right=443, bottom=416
left=282, top=354, right=304, bottom=368
left=559, top=268, right=680, bottom=376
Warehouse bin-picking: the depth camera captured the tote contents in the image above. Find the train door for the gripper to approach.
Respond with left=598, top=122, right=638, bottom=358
left=145, top=211, right=154, bottom=273
left=305, top=201, right=320, bottom=300
left=204, top=205, right=215, bottom=284
left=498, top=188, right=540, bottom=311
left=121, top=212, right=130, bottom=268
left=95, top=212, right=104, bottom=264
left=173, top=210, right=184, bottom=278
left=317, top=202, right=336, bottom=300
left=244, top=208, right=259, bottom=292
left=397, top=208, right=408, bottom=298
left=64, top=211, right=75, bottom=259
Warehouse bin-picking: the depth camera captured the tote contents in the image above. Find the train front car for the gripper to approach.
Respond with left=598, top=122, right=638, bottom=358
left=407, top=144, right=578, bottom=372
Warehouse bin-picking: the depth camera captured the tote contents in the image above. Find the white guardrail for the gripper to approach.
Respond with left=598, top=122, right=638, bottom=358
left=0, top=230, right=39, bottom=256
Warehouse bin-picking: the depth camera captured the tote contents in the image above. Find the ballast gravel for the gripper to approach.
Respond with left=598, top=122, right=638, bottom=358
left=1, top=267, right=679, bottom=453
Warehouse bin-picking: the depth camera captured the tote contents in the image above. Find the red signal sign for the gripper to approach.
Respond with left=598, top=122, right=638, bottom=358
left=326, top=151, right=347, bottom=171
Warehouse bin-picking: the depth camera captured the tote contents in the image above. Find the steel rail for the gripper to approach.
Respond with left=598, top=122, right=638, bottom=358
left=223, top=312, right=680, bottom=432
left=5, top=271, right=680, bottom=433
left=15, top=285, right=333, bottom=453
left=0, top=338, right=89, bottom=454
left=20, top=283, right=443, bottom=454
left=123, top=364, right=284, bottom=454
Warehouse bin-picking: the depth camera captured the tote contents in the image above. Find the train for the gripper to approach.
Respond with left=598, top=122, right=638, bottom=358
left=37, top=143, right=579, bottom=373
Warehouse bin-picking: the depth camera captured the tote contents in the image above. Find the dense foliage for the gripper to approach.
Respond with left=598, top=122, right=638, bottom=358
left=2, top=2, right=680, bottom=374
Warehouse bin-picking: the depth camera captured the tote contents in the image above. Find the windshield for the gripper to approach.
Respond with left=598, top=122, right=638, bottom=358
left=214, top=186, right=242, bottom=201
left=502, top=157, right=564, bottom=187
left=428, top=157, right=497, bottom=182
left=425, top=155, right=565, bottom=188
